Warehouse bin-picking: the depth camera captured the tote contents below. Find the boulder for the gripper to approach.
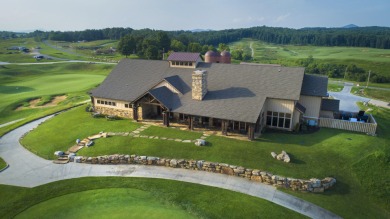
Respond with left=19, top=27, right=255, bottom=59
left=170, top=159, right=178, bottom=167
left=271, top=152, right=277, bottom=158
left=195, top=139, right=206, bottom=146
left=74, top=156, right=83, bottom=163
left=276, top=153, right=284, bottom=160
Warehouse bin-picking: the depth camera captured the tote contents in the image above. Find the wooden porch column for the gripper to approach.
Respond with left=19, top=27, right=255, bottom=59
left=132, top=104, right=138, bottom=121
left=248, top=123, right=255, bottom=141
left=209, top=118, right=214, bottom=127
left=255, top=116, right=260, bottom=133
left=221, top=120, right=228, bottom=136
left=162, top=111, right=169, bottom=127
left=188, top=116, right=194, bottom=130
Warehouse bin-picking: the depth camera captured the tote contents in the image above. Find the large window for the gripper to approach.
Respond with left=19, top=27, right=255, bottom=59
left=96, top=99, right=116, bottom=107
left=266, top=111, right=292, bottom=129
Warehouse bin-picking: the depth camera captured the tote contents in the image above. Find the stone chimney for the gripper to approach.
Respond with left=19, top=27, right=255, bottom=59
left=192, top=70, right=207, bottom=100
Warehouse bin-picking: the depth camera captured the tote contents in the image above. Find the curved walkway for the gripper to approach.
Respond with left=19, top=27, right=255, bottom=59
left=0, top=116, right=340, bottom=219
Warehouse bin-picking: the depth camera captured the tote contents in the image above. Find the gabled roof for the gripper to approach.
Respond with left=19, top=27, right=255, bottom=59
left=90, top=59, right=305, bottom=123
left=321, top=99, right=340, bottom=112
left=163, top=75, right=189, bottom=94
left=301, top=74, right=328, bottom=97
left=167, top=52, right=200, bottom=62
left=148, top=86, right=179, bottom=109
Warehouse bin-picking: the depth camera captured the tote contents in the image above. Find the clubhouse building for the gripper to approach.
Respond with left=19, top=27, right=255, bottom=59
left=89, top=52, right=336, bottom=140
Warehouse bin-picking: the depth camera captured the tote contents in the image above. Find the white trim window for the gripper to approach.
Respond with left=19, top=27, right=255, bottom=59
left=266, top=111, right=292, bottom=129
left=97, top=99, right=116, bottom=106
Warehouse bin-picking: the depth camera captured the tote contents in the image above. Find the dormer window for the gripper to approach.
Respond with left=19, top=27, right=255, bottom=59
left=167, top=52, right=201, bottom=69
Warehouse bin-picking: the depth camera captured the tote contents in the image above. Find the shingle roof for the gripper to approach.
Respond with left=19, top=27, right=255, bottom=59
left=148, top=86, right=179, bottom=109
left=301, top=74, right=328, bottom=97
left=321, top=99, right=340, bottom=112
left=167, top=52, right=200, bottom=62
left=90, top=59, right=305, bottom=123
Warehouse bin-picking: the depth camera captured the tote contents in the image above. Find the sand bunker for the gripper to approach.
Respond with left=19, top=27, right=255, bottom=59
left=16, top=95, right=67, bottom=111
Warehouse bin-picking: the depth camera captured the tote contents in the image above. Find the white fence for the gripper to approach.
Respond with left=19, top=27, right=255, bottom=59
left=319, top=114, right=377, bottom=135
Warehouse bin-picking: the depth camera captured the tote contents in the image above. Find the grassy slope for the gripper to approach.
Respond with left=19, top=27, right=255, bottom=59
left=15, top=188, right=198, bottom=219
left=21, top=107, right=141, bottom=159
left=0, top=178, right=304, bottom=219
left=0, top=63, right=114, bottom=125
left=230, top=39, right=390, bottom=78
left=20, top=105, right=390, bottom=218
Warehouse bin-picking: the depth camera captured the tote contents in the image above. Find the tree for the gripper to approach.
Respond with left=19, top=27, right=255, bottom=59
left=156, top=31, right=171, bottom=52
left=117, top=35, right=136, bottom=57
left=231, top=50, right=243, bottom=60
left=187, top=42, right=202, bottom=53
left=145, top=45, right=158, bottom=59
left=170, top=39, right=185, bottom=52
left=218, top=43, right=230, bottom=52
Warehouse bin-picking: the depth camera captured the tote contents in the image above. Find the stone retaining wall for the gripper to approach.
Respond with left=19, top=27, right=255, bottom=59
left=73, top=154, right=336, bottom=193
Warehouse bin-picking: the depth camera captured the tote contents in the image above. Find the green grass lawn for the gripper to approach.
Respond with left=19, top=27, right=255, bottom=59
left=141, top=125, right=203, bottom=139
left=0, top=157, right=6, bottom=169
left=327, top=83, right=343, bottom=92
left=21, top=106, right=141, bottom=159
left=1, top=177, right=304, bottom=219
left=15, top=188, right=198, bottom=219
left=20, top=104, right=390, bottom=218
left=351, top=87, right=390, bottom=102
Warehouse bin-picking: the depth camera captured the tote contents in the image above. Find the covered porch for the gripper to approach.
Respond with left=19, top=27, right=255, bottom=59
left=132, top=92, right=264, bottom=140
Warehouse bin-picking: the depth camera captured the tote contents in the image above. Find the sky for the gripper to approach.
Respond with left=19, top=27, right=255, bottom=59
left=1, top=0, right=389, bottom=32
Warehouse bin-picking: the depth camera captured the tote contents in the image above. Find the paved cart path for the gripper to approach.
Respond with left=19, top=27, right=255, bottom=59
left=0, top=116, right=340, bottom=219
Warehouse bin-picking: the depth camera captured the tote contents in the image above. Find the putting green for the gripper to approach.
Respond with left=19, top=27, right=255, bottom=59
left=15, top=188, right=197, bottom=219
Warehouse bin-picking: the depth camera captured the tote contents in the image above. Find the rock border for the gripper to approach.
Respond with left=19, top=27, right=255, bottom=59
left=73, top=154, right=336, bottom=193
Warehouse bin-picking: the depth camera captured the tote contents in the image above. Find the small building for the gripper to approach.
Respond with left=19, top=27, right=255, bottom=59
left=204, top=50, right=231, bottom=64
left=89, top=52, right=329, bottom=140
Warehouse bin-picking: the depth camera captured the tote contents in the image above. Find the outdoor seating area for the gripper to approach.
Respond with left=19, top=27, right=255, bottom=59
left=318, top=110, right=377, bottom=135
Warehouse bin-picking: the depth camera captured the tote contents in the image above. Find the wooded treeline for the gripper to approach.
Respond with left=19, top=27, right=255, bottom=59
left=25, top=26, right=390, bottom=49
left=5, top=26, right=390, bottom=82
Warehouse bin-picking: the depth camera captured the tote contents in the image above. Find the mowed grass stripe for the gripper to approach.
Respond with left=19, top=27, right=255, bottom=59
left=15, top=188, right=198, bottom=219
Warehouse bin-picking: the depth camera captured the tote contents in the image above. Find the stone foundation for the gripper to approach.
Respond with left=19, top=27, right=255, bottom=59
left=95, top=106, right=133, bottom=119
left=73, top=154, right=336, bottom=193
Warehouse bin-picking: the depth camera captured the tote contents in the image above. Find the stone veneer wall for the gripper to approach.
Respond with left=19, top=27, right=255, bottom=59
left=73, top=154, right=336, bottom=193
left=95, top=106, right=133, bottom=119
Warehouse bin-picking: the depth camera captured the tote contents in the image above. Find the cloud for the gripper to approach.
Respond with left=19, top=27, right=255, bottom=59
left=275, top=13, right=291, bottom=22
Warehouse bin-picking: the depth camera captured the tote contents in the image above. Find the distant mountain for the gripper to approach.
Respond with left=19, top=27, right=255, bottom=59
left=190, top=29, right=213, bottom=32
left=342, top=24, right=359, bottom=28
